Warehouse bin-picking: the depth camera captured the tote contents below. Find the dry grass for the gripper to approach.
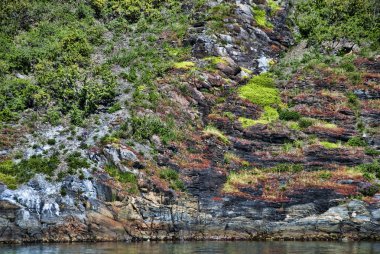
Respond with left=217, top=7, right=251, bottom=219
left=203, top=126, right=230, bottom=144
left=222, top=167, right=367, bottom=200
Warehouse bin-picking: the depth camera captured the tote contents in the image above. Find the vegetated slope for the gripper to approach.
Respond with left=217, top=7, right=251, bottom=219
left=0, top=0, right=379, bottom=242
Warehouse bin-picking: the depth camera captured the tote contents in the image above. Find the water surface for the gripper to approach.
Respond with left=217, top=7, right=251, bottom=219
left=1, top=241, right=380, bottom=254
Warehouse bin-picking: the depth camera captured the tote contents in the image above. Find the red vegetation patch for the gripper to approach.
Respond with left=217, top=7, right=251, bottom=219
left=177, top=153, right=212, bottom=170
left=212, top=196, right=223, bottom=202
left=0, top=126, right=28, bottom=151
left=294, top=105, right=352, bottom=121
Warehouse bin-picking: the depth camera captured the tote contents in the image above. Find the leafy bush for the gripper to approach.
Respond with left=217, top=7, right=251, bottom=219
left=99, top=0, right=177, bottom=21
left=0, top=155, right=59, bottom=188
left=252, top=6, right=273, bottom=29
left=273, top=163, right=304, bottom=173
left=364, top=148, right=380, bottom=156
left=173, top=61, right=195, bottom=70
left=122, top=115, right=176, bottom=145
left=360, top=184, right=379, bottom=197
left=268, top=0, right=281, bottom=15
left=239, top=106, right=279, bottom=127
left=347, top=137, right=367, bottom=147
left=319, top=171, right=332, bottom=180
left=159, top=168, right=185, bottom=191
left=47, top=139, right=56, bottom=146
left=279, top=109, right=301, bottom=121
left=238, top=73, right=280, bottom=107
left=0, top=1, right=117, bottom=124
left=295, top=0, right=379, bottom=47
left=320, top=141, right=341, bottom=149
left=66, top=152, right=90, bottom=170
left=356, top=160, right=380, bottom=178
left=0, top=173, right=18, bottom=190
left=108, top=102, right=122, bottom=113
left=105, top=164, right=138, bottom=193
left=298, top=117, right=314, bottom=129
left=206, top=3, right=235, bottom=31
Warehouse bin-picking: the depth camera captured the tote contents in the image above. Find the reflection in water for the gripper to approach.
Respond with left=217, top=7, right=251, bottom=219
left=1, top=241, right=380, bottom=254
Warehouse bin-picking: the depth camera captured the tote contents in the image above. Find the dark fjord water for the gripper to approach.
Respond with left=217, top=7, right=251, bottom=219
left=1, top=241, right=380, bottom=254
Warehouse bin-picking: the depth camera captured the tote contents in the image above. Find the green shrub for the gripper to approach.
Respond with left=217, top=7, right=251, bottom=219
left=268, top=0, right=281, bottom=15
left=295, top=0, right=379, bottom=47
left=108, top=102, right=122, bottom=113
left=239, top=106, right=279, bottom=127
left=0, top=155, right=59, bottom=188
left=122, top=115, right=176, bottom=145
left=238, top=73, right=280, bottom=107
left=159, top=168, right=185, bottom=191
left=347, top=137, right=367, bottom=147
left=66, top=152, right=90, bottom=170
left=360, top=184, right=379, bottom=197
left=173, top=61, right=195, bottom=70
left=105, top=164, right=138, bottom=193
left=364, top=148, right=380, bottom=156
left=320, top=141, right=341, bottom=149
left=47, top=139, right=56, bottom=146
left=0, top=173, right=18, bottom=190
left=319, top=171, right=332, bottom=180
left=356, top=160, right=380, bottom=178
left=273, top=163, right=304, bottom=173
left=279, top=109, right=301, bottom=121
left=45, top=108, right=61, bottom=126
left=298, top=117, right=314, bottom=129
left=0, top=1, right=117, bottom=125
left=252, top=6, right=273, bottom=29
left=347, top=92, right=360, bottom=110
left=206, top=3, right=234, bottom=31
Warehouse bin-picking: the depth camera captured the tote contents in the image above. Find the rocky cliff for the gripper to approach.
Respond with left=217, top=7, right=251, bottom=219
left=0, top=0, right=379, bottom=243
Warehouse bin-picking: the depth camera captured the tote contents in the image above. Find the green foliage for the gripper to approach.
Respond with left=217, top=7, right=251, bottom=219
left=347, top=92, right=360, bottom=110
left=360, top=184, right=379, bottom=197
left=122, top=115, right=176, bottom=145
left=159, top=168, right=185, bottom=191
left=100, top=134, right=120, bottom=145
left=0, top=155, right=59, bottom=188
left=203, top=126, right=230, bottom=144
left=66, top=152, right=90, bottom=170
left=298, top=117, right=314, bottom=129
left=97, top=0, right=177, bottom=21
left=279, top=109, right=301, bottom=121
left=47, top=139, right=56, bottom=146
left=110, top=5, right=191, bottom=109
left=0, top=173, right=18, bottom=190
left=272, top=163, right=304, bottom=173
left=356, top=160, right=380, bottom=178
left=347, top=137, right=367, bottom=147
left=320, top=141, right=341, bottom=149
left=319, top=171, right=332, bottom=180
left=173, top=61, right=195, bottom=70
left=45, top=108, right=62, bottom=126
left=238, top=73, right=280, bottom=107
left=267, top=0, right=281, bottom=15
left=364, top=148, right=380, bottom=156
left=289, top=121, right=301, bottom=131
left=295, top=0, right=380, bottom=47
left=239, top=106, right=279, bottom=127
left=252, top=6, right=273, bottom=29
left=206, top=3, right=235, bottom=31
left=0, top=1, right=117, bottom=124
left=108, top=102, right=122, bottom=113
left=105, top=164, right=138, bottom=193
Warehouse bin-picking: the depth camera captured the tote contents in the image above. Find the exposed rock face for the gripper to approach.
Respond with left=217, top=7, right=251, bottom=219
left=1, top=0, right=379, bottom=244
left=1, top=176, right=380, bottom=243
